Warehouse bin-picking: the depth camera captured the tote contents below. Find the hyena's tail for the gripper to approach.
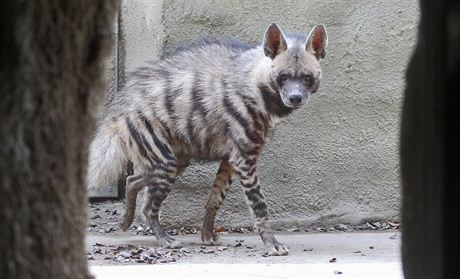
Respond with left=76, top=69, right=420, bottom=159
left=86, top=122, right=128, bottom=192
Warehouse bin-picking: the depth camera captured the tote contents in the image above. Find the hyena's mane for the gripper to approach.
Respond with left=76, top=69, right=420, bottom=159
left=160, top=37, right=258, bottom=58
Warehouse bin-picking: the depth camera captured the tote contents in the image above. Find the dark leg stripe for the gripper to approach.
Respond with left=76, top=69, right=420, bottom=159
left=241, top=178, right=258, bottom=188
left=245, top=158, right=257, bottom=165
left=245, top=187, right=262, bottom=198
left=151, top=161, right=177, bottom=173
left=246, top=166, right=256, bottom=177
left=241, top=182, right=256, bottom=189
left=152, top=201, right=163, bottom=209
left=246, top=148, right=261, bottom=156
left=147, top=185, right=168, bottom=195
left=238, top=165, right=251, bottom=172
left=251, top=202, right=268, bottom=217
left=238, top=164, right=256, bottom=176
left=151, top=181, right=172, bottom=189
left=150, top=173, right=175, bottom=184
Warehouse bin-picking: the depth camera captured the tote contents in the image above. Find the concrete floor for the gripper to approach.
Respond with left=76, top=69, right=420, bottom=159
left=88, top=231, right=402, bottom=278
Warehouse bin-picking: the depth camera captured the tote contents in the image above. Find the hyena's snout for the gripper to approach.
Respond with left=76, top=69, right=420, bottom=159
left=287, top=92, right=303, bottom=106
left=281, top=82, right=310, bottom=108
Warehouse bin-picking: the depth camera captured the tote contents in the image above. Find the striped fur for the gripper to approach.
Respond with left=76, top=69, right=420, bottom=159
left=87, top=23, right=328, bottom=255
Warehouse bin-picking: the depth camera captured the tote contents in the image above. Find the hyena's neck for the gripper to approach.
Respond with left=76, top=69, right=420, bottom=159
left=258, top=82, right=294, bottom=119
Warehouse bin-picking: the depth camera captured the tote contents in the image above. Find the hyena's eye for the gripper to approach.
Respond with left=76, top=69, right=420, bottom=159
left=302, top=74, right=315, bottom=86
left=278, top=73, right=288, bottom=84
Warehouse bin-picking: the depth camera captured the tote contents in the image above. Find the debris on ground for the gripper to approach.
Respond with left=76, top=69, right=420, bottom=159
left=227, top=227, right=256, bottom=233
left=217, top=245, right=228, bottom=252
left=215, top=226, right=226, bottom=233
left=388, top=222, right=400, bottom=229
left=354, top=221, right=400, bottom=231
left=86, top=243, right=188, bottom=264
left=200, top=246, right=215, bottom=254
left=315, top=227, right=326, bottom=232
left=335, top=224, right=348, bottom=231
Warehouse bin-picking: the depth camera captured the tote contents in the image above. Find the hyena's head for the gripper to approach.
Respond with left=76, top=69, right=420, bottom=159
left=263, top=23, right=328, bottom=108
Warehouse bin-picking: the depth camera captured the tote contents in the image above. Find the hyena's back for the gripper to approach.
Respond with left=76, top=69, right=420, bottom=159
left=87, top=39, right=268, bottom=189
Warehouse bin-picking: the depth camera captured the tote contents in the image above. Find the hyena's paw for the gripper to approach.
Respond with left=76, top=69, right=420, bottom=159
left=158, top=235, right=183, bottom=249
left=120, top=209, right=134, bottom=232
left=266, top=241, right=289, bottom=256
left=201, top=231, right=222, bottom=246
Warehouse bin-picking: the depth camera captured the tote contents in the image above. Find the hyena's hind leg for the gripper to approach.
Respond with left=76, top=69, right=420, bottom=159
left=120, top=173, right=149, bottom=231
left=202, top=159, right=235, bottom=245
left=120, top=169, right=181, bottom=249
left=121, top=114, right=181, bottom=248
left=143, top=167, right=181, bottom=248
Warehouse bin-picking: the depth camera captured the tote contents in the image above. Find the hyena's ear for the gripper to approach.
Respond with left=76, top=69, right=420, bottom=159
left=305, top=24, right=328, bottom=60
left=263, top=23, right=288, bottom=60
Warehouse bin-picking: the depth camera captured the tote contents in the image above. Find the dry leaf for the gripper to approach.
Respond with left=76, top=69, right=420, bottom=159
left=215, top=226, right=225, bottom=233
left=217, top=246, right=228, bottom=252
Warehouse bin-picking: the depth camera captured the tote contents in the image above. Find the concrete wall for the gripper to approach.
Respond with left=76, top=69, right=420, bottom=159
left=117, top=0, right=419, bottom=229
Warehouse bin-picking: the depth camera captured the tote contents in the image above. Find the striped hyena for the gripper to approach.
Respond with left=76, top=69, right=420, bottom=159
left=87, top=23, right=328, bottom=256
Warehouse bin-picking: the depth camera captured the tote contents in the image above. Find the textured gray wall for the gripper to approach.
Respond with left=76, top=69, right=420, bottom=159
left=118, top=0, right=419, bottom=229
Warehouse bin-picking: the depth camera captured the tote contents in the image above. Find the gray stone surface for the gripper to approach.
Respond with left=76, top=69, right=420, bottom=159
left=114, top=0, right=419, bottom=229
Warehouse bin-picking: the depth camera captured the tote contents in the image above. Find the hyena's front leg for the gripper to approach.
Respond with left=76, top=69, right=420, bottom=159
left=233, top=157, right=289, bottom=256
left=202, top=159, right=235, bottom=245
